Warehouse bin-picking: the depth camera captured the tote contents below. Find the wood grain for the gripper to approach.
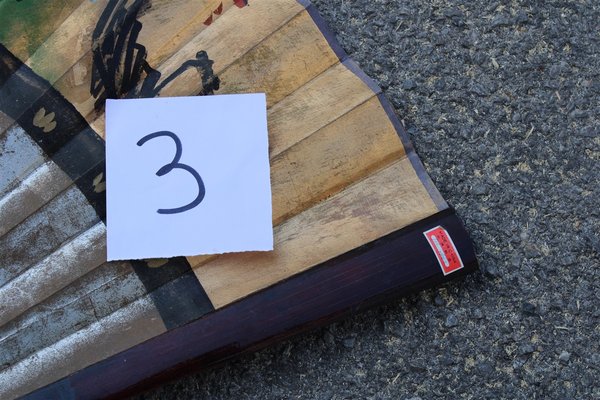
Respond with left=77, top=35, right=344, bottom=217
left=216, top=11, right=340, bottom=106
left=157, top=0, right=305, bottom=98
left=52, top=0, right=226, bottom=118
left=0, top=111, right=13, bottom=132
left=1, top=296, right=166, bottom=400
left=0, top=0, right=82, bottom=61
left=25, top=0, right=110, bottom=84
left=268, top=61, right=378, bottom=157
left=0, top=186, right=99, bottom=288
left=0, top=126, right=47, bottom=197
left=195, top=156, right=438, bottom=308
left=0, top=222, right=106, bottom=327
left=270, top=96, right=405, bottom=225
left=0, top=160, right=72, bottom=237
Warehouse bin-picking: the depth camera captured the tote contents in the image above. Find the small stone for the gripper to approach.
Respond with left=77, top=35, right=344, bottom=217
left=317, top=391, right=333, bottom=400
left=523, top=244, right=541, bottom=258
left=472, top=308, right=484, bottom=320
left=484, top=264, right=500, bottom=278
left=441, top=354, right=455, bottom=366
left=559, top=351, right=571, bottom=364
left=512, top=357, right=526, bottom=369
left=472, top=52, right=487, bottom=66
left=402, top=79, right=417, bottom=90
left=518, top=344, right=535, bottom=356
left=580, top=125, right=598, bottom=138
left=323, top=331, right=335, bottom=348
left=434, top=294, right=445, bottom=306
left=472, top=182, right=488, bottom=195
left=569, top=109, right=588, bottom=119
left=490, top=15, right=512, bottom=29
left=444, top=7, right=463, bottom=18
left=509, top=255, right=522, bottom=267
left=343, top=337, right=356, bottom=349
left=383, top=320, right=393, bottom=333
left=522, top=302, right=537, bottom=316
left=470, top=83, right=490, bottom=96
left=409, top=359, right=427, bottom=372
left=445, top=313, right=459, bottom=328
left=515, top=10, right=528, bottom=24
left=477, top=361, right=494, bottom=376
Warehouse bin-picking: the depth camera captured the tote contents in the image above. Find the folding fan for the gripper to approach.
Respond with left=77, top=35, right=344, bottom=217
left=0, top=0, right=478, bottom=398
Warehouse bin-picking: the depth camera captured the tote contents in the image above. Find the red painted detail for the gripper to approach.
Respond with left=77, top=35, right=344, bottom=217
left=233, top=0, right=248, bottom=8
left=203, top=14, right=213, bottom=26
left=214, top=2, right=223, bottom=14
left=424, top=226, right=464, bottom=275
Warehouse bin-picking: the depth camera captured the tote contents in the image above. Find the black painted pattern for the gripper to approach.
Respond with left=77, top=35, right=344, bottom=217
left=0, top=0, right=219, bottom=332
left=91, top=0, right=220, bottom=111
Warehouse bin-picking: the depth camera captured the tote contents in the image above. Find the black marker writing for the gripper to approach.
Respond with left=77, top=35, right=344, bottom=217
left=137, top=131, right=205, bottom=214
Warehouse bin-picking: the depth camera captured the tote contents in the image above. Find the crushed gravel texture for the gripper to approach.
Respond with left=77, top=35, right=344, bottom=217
left=138, top=1, right=599, bottom=399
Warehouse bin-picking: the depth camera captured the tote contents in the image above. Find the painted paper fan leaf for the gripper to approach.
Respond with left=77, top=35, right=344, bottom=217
left=0, top=1, right=478, bottom=398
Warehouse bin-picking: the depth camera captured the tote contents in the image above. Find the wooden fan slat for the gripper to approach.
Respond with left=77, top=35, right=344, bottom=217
left=0, top=111, right=13, bottom=132
left=0, top=259, right=133, bottom=343
left=0, top=259, right=214, bottom=378
left=0, top=126, right=47, bottom=198
left=8, top=0, right=222, bottom=132
left=0, top=185, right=98, bottom=288
left=188, top=91, right=399, bottom=267
left=268, top=61, right=379, bottom=158
left=42, top=0, right=304, bottom=125
left=0, top=222, right=105, bottom=328
left=139, top=0, right=232, bottom=66
left=271, top=96, right=405, bottom=225
left=24, top=0, right=217, bottom=86
left=158, top=0, right=305, bottom=97
left=195, top=156, right=438, bottom=309
left=0, top=295, right=166, bottom=400
left=0, top=257, right=211, bottom=375
left=7, top=0, right=303, bottom=163
left=85, top=16, right=364, bottom=152
left=146, top=0, right=238, bottom=65
left=0, top=0, right=83, bottom=61
left=0, top=160, right=71, bottom=238
left=0, top=260, right=145, bottom=373
left=215, top=11, right=339, bottom=107
left=51, top=0, right=225, bottom=120
left=25, top=0, right=110, bottom=84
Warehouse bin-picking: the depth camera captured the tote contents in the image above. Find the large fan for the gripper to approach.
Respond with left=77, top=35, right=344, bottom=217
left=0, top=0, right=477, bottom=398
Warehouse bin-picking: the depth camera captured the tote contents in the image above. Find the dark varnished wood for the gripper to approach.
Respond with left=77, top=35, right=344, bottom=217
left=25, top=208, right=477, bottom=399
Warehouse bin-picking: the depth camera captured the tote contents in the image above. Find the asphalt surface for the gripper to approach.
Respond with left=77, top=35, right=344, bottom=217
left=137, top=1, right=600, bottom=398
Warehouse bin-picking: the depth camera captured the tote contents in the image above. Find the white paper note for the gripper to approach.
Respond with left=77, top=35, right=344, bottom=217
left=105, top=94, right=273, bottom=261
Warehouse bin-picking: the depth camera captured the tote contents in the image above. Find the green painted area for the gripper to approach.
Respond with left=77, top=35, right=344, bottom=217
left=0, top=0, right=82, bottom=59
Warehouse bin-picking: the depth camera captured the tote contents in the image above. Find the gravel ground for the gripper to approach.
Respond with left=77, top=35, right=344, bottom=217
left=137, top=1, right=600, bottom=398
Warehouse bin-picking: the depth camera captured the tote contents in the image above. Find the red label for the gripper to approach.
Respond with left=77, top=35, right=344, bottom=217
left=424, top=226, right=464, bottom=275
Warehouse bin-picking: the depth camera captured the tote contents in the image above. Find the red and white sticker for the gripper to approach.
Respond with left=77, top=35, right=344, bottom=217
left=423, top=226, right=464, bottom=275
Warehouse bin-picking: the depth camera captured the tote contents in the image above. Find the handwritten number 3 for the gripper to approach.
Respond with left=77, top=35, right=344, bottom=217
left=137, top=131, right=205, bottom=214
